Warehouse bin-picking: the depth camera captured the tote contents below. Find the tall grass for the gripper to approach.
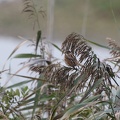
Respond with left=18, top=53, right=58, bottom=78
left=0, top=0, right=120, bottom=120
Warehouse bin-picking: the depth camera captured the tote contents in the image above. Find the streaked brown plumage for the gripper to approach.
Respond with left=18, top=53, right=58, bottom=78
left=64, top=51, right=79, bottom=68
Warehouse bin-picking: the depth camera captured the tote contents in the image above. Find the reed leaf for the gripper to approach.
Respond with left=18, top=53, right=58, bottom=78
left=32, top=80, right=42, bottom=118
left=7, top=80, right=32, bottom=89
left=60, top=101, right=99, bottom=120
left=13, top=53, right=41, bottom=58
left=3, top=40, right=28, bottom=70
left=50, top=42, right=62, bottom=52
left=35, top=30, right=42, bottom=52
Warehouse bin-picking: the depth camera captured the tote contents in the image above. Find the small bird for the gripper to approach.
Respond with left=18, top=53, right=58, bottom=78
left=64, top=51, right=80, bottom=69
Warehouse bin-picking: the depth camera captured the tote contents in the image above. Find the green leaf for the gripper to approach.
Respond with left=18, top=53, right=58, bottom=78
left=40, top=94, right=55, bottom=102
left=86, top=107, right=120, bottom=120
left=19, top=104, right=43, bottom=111
left=22, top=97, right=35, bottom=104
left=16, top=89, right=20, bottom=97
left=24, top=86, right=28, bottom=92
left=84, top=38, right=110, bottom=49
left=36, top=30, right=42, bottom=52
left=7, top=80, right=32, bottom=89
left=83, top=95, right=101, bottom=103
left=13, top=53, right=41, bottom=58
left=50, top=42, right=62, bottom=52
left=49, top=92, right=67, bottom=120
left=32, top=80, right=42, bottom=117
left=10, top=74, right=45, bottom=81
left=80, top=78, right=103, bottom=102
left=21, top=86, right=29, bottom=97
left=61, top=101, right=98, bottom=120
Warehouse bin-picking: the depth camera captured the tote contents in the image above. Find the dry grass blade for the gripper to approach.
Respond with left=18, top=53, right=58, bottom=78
left=3, top=63, right=30, bottom=87
left=2, top=39, right=28, bottom=71
left=0, top=69, right=9, bottom=74
left=7, top=38, right=28, bottom=60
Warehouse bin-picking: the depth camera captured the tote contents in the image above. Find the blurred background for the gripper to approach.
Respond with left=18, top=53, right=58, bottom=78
left=1, top=0, right=120, bottom=81
left=0, top=0, right=120, bottom=42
